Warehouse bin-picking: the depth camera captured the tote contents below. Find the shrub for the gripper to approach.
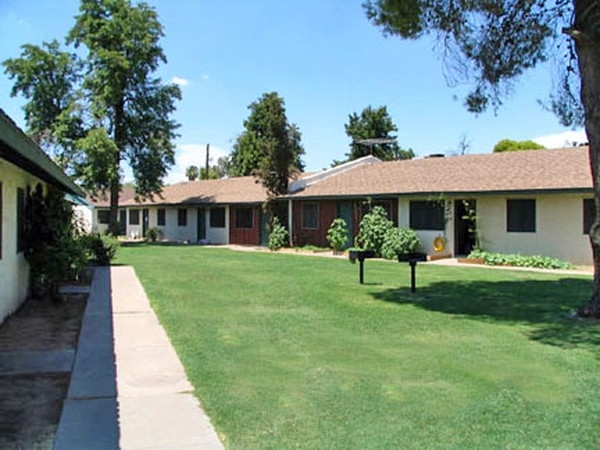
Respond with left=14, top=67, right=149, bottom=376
left=326, top=218, right=349, bottom=253
left=24, top=185, right=87, bottom=299
left=355, top=206, right=393, bottom=256
left=146, top=227, right=162, bottom=242
left=268, top=217, right=288, bottom=251
left=467, top=249, right=574, bottom=270
left=381, top=227, right=421, bottom=260
left=81, top=233, right=120, bottom=265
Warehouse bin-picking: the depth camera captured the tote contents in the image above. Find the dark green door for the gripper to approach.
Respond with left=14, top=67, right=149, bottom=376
left=260, top=210, right=269, bottom=246
left=119, top=210, right=127, bottom=235
left=197, top=208, right=206, bottom=242
left=337, top=201, right=354, bottom=248
left=142, top=209, right=149, bottom=237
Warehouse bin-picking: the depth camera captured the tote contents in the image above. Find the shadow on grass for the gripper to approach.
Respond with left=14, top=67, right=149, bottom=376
left=371, top=277, right=600, bottom=354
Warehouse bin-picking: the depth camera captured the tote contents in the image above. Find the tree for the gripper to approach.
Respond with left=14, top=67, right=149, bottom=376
left=200, top=166, right=219, bottom=180
left=344, top=105, right=414, bottom=161
left=493, top=139, right=546, bottom=153
left=215, top=155, right=231, bottom=178
left=231, top=92, right=305, bottom=197
left=3, top=41, right=83, bottom=169
left=4, top=0, right=180, bottom=235
left=185, top=165, right=199, bottom=181
left=363, top=0, right=600, bottom=317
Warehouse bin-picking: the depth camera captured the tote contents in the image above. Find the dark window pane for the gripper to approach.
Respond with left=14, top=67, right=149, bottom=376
left=361, top=200, right=392, bottom=220
left=157, top=208, right=166, bottom=226
left=97, top=209, right=110, bottom=224
left=210, top=207, right=226, bottom=228
left=409, top=201, right=444, bottom=230
left=302, top=202, right=319, bottom=229
left=129, top=209, right=140, bottom=225
left=235, top=207, right=253, bottom=228
left=178, top=209, right=188, bottom=226
left=507, top=199, right=536, bottom=232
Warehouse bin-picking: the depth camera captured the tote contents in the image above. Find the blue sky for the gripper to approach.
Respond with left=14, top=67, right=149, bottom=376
left=0, top=0, right=586, bottom=183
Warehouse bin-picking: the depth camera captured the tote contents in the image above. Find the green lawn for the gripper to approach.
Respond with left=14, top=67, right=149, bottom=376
left=116, top=245, right=600, bottom=449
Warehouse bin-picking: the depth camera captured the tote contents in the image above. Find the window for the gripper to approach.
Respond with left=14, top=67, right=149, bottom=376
left=409, top=200, right=444, bottom=230
left=129, top=209, right=140, bottom=225
left=235, top=207, right=253, bottom=228
left=17, top=187, right=25, bottom=252
left=157, top=208, right=166, bottom=226
left=507, top=199, right=536, bottom=232
left=178, top=208, right=188, bottom=227
left=210, top=207, right=226, bottom=228
left=584, top=198, right=595, bottom=234
left=361, top=200, right=392, bottom=220
left=302, top=202, right=319, bottom=229
left=97, top=209, right=110, bottom=224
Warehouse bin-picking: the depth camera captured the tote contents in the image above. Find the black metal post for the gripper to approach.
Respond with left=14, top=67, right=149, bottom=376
left=359, top=255, right=365, bottom=284
left=409, top=260, right=417, bottom=292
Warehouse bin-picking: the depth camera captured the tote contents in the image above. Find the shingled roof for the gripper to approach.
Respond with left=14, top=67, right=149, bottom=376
left=285, top=147, right=592, bottom=199
left=0, top=109, right=84, bottom=197
left=93, top=176, right=269, bottom=207
left=91, top=147, right=592, bottom=208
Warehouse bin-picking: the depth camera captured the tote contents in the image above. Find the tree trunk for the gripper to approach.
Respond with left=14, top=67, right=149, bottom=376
left=574, top=0, right=600, bottom=317
left=108, top=100, right=125, bottom=236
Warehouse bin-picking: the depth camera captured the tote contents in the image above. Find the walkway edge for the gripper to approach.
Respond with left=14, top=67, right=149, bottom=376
left=54, top=266, right=119, bottom=450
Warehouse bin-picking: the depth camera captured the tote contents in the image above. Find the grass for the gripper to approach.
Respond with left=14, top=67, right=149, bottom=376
left=116, top=245, right=600, bottom=449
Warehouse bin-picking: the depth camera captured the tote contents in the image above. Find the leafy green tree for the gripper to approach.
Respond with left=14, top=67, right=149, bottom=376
left=493, top=139, right=545, bottom=153
left=186, top=165, right=199, bottom=181
left=231, top=92, right=305, bottom=197
left=344, top=106, right=414, bottom=161
left=3, top=40, right=83, bottom=168
left=215, top=155, right=231, bottom=178
left=200, top=166, right=219, bottom=180
left=4, top=0, right=180, bottom=235
left=363, top=0, right=600, bottom=317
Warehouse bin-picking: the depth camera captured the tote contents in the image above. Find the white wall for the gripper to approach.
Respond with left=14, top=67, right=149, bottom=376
left=158, top=207, right=197, bottom=242
left=399, top=194, right=592, bottom=264
left=0, top=159, right=42, bottom=322
left=74, top=205, right=93, bottom=233
left=398, top=197, right=452, bottom=255
left=478, top=194, right=592, bottom=265
left=206, top=206, right=229, bottom=244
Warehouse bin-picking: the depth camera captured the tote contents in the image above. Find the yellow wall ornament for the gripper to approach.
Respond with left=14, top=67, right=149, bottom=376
left=433, top=236, right=445, bottom=253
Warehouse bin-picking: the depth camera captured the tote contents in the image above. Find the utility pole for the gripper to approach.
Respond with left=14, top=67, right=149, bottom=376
left=205, top=143, right=210, bottom=180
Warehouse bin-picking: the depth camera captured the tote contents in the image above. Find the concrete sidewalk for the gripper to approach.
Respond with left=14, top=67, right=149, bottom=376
left=55, top=266, right=224, bottom=450
left=112, top=266, right=224, bottom=450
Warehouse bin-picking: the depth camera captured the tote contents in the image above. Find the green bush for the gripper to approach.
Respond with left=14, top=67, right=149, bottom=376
left=326, top=218, right=349, bottom=253
left=381, top=227, right=421, bottom=260
left=268, top=217, right=288, bottom=251
left=81, top=233, right=120, bottom=265
left=355, top=206, right=394, bottom=256
left=146, top=227, right=162, bottom=242
left=467, top=249, right=574, bottom=270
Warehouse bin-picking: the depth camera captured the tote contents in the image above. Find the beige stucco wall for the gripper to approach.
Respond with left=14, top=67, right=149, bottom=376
left=399, top=193, right=592, bottom=265
left=95, top=205, right=204, bottom=243
left=0, top=158, right=44, bottom=322
left=477, top=194, right=592, bottom=265
left=398, top=198, right=452, bottom=255
left=205, top=206, right=229, bottom=244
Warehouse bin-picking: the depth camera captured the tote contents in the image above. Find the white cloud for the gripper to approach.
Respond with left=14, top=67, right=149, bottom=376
left=165, top=143, right=229, bottom=184
left=171, top=76, right=190, bottom=87
left=532, top=130, right=588, bottom=149
left=202, top=73, right=210, bottom=81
